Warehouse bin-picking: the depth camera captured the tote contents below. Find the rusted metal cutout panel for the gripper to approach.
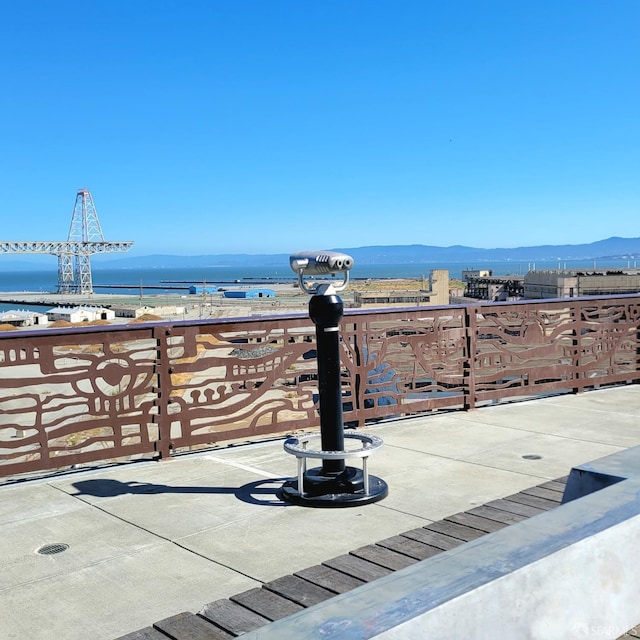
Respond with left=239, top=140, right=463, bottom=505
left=340, top=307, right=470, bottom=425
left=166, top=317, right=319, bottom=451
left=0, top=296, right=639, bottom=478
left=0, top=326, right=163, bottom=477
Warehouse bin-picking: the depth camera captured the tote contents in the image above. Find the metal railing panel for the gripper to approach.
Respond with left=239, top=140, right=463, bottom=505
left=0, top=294, right=638, bottom=478
left=165, top=316, right=319, bottom=451
left=0, top=325, right=163, bottom=476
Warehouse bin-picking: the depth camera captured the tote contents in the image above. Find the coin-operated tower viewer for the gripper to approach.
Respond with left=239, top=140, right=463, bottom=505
left=280, top=251, right=388, bottom=507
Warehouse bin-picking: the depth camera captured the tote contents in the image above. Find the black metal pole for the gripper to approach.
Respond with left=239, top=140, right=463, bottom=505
left=309, top=291, right=345, bottom=475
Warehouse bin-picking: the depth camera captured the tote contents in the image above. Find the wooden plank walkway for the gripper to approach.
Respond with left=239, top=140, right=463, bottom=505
left=114, top=477, right=638, bottom=639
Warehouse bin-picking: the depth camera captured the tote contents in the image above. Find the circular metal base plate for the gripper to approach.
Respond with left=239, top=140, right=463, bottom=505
left=279, top=467, right=388, bottom=508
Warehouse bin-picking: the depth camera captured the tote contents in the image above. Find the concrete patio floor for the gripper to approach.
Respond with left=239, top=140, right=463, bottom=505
left=1, top=384, right=639, bottom=640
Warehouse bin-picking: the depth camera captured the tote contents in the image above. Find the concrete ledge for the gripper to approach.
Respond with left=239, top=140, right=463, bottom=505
left=244, top=446, right=640, bottom=639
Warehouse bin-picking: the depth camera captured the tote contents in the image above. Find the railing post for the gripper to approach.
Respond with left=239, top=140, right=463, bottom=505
left=464, top=306, right=477, bottom=410
left=346, top=317, right=367, bottom=428
left=153, top=326, right=173, bottom=460
left=572, top=300, right=583, bottom=394
left=636, top=309, right=640, bottom=384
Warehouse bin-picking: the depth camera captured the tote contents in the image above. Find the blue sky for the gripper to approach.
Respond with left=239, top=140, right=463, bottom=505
left=0, top=1, right=638, bottom=256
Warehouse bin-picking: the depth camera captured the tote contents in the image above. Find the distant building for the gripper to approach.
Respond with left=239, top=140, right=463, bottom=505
left=461, top=269, right=493, bottom=282
left=47, top=306, right=114, bottom=323
left=354, top=269, right=450, bottom=307
left=464, top=274, right=524, bottom=301
left=111, top=304, right=186, bottom=318
left=111, top=305, right=155, bottom=319
left=353, top=290, right=434, bottom=306
left=223, top=289, right=275, bottom=299
left=524, top=269, right=640, bottom=299
left=189, top=285, right=218, bottom=295
left=0, top=309, right=49, bottom=327
left=81, top=305, right=115, bottom=321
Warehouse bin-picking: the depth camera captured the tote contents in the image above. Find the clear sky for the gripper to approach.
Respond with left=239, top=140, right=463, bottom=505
left=0, top=1, right=638, bottom=256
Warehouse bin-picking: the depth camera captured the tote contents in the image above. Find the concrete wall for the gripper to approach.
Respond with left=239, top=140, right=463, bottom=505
left=523, top=271, right=570, bottom=298
left=524, top=270, right=640, bottom=299
left=578, top=273, right=640, bottom=296
left=428, top=269, right=449, bottom=306
left=245, top=446, right=640, bottom=640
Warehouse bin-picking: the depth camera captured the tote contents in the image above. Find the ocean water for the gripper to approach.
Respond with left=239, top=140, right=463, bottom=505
left=0, top=258, right=637, bottom=313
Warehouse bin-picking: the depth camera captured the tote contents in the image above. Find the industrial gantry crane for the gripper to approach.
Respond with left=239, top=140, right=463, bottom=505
left=0, top=188, right=134, bottom=294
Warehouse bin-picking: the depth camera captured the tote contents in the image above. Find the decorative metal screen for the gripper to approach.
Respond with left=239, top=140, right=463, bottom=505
left=1, top=295, right=638, bottom=478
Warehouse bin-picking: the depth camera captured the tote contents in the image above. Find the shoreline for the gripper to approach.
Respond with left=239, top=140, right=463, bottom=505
left=0, top=284, right=315, bottom=329
left=0, top=277, right=462, bottom=330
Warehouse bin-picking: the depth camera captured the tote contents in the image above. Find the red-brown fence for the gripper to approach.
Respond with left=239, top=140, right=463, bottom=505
left=1, top=295, right=639, bottom=478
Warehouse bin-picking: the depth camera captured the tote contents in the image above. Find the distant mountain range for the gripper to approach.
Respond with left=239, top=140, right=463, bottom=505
left=2, top=237, right=640, bottom=270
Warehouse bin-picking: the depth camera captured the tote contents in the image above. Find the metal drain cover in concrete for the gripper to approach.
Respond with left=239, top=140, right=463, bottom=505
left=37, top=543, right=69, bottom=555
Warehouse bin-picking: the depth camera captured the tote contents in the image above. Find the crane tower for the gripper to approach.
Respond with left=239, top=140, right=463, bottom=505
left=59, top=188, right=107, bottom=293
left=0, top=188, right=134, bottom=294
